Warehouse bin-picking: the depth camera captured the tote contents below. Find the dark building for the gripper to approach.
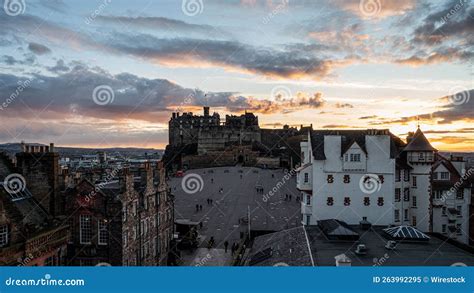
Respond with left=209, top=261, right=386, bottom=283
left=164, top=107, right=307, bottom=170
left=122, top=162, right=174, bottom=266
left=0, top=148, right=68, bottom=266
left=63, top=179, right=122, bottom=266
left=16, top=143, right=60, bottom=216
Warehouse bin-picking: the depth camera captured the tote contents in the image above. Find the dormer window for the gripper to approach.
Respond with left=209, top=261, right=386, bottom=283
left=350, top=154, right=361, bottom=162
left=440, top=172, right=450, bottom=180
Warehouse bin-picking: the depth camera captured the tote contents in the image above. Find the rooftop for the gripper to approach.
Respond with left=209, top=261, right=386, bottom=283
left=248, top=224, right=474, bottom=266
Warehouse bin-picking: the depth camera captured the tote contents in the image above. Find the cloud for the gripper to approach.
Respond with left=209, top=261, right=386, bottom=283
left=111, top=34, right=340, bottom=80
left=335, top=102, right=354, bottom=108
left=369, top=89, right=474, bottom=125
left=0, top=55, right=35, bottom=66
left=28, top=42, right=52, bottom=55
left=47, top=59, right=70, bottom=73
left=95, top=15, right=222, bottom=36
left=334, top=0, right=416, bottom=19
left=412, top=1, right=473, bottom=45
left=359, top=115, right=378, bottom=119
left=394, top=47, right=473, bottom=66
left=0, top=64, right=329, bottom=126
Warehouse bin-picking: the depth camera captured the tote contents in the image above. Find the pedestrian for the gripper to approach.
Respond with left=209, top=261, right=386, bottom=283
left=200, top=222, right=203, bottom=229
left=196, top=204, right=199, bottom=212
left=224, top=241, right=229, bottom=253
left=200, top=204, right=203, bottom=211
left=289, top=194, right=292, bottom=201
left=211, top=178, right=214, bottom=183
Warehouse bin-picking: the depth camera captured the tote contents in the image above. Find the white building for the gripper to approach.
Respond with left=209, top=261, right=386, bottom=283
left=297, top=127, right=472, bottom=244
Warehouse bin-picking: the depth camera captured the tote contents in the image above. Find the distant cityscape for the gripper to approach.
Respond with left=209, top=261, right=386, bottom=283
left=0, top=107, right=473, bottom=266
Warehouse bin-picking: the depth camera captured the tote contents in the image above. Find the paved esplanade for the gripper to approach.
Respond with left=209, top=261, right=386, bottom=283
left=171, top=166, right=301, bottom=265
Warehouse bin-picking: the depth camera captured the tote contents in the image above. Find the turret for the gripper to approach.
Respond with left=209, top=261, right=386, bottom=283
left=404, top=127, right=436, bottom=164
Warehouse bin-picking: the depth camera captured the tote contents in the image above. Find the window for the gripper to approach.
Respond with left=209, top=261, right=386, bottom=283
left=344, top=197, right=351, bottom=206
left=350, top=153, right=361, bottom=162
left=456, top=190, right=464, bottom=199
left=412, top=196, right=417, bottom=207
left=404, top=170, right=409, bottom=182
left=122, top=205, right=127, bottom=222
left=440, top=172, right=450, bottom=180
left=344, top=154, right=348, bottom=162
left=434, top=190, right=443, bottom=199
left=133, top=201, right=138, bottom=216
left=327, top=197, right=334, bottom=206
left=442, top=224, right=446, bottom=233
left=306, top=195, right=311, bottom=205
left=456, top=224, right=462, bottom=235
left=432, top=172, right=438, bottom=180
left=304, top=173, right=309, bottom=183
left=363, top=197, right=370, bottom=206
left=457, top=206, right=462, bottom=216
left=404, top=209, right=409, bottom=221
left=412, top=216, right=417, bottom=226
left=80, top=215, right=92, bottom=244
left=343, top=175, right=350, bottom=183
left=306, top=215, right=311, bottom=225
left=327, top=175, right=334, bottom=183
left=377, top=197, right=384, bottom=206
left=394, top=210, right=400, bottom=222
left=0, top=225, right=8, bottom=247
left=442, top=207, right=447, bottom=216
left=412, top=176, right=417, bottom=188
left=98, top=220, right=108, bottom=245
left=156, top=213, right=161, bottom=227
left=395, top=188, right=401, bottom=202
left=419, top=152, right=424, bottom=160
left=378, top=175, right=384, bottom=183
left=403, top=188, right=410, bottom=202
left=396, top=169, right=401, bottom=182
left=123, top=230, right=128, bottom=247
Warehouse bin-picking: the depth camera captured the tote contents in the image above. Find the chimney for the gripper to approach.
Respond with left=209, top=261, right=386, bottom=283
left=406, top=132, right=414, bottom=144
left=335, top=254, right=352, bottom=267
left=203, top=106, right=210, bottom=117
left=172, top=113, right=176, bottom=119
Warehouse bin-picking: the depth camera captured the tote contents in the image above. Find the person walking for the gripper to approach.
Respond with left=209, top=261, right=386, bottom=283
left=224, top=241, right=229, bottom=253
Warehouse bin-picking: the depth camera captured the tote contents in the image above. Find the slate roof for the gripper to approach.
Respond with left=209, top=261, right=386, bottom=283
left=309, top=129, right=405, bottom=160
left=248, top=226, right=313, bottom=266
left=318, top=219, right=359, bottom=240
left=258, top=225, right=474, bottom=266
left=403, top=127, right=436, bottom=151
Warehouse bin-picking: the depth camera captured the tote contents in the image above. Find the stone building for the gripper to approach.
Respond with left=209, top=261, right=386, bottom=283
left=16, top=143, right=61, bottom=216
left=164, top=107, right=306, bottom=170
left=122, top=162, right=173, bottom=266
left=63, top=179, right=123, bottom=266
left=0, top=147, right=69, bottom=266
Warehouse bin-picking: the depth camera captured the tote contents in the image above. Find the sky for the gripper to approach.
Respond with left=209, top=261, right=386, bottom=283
left=0, top=0, right=472, bottom=151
